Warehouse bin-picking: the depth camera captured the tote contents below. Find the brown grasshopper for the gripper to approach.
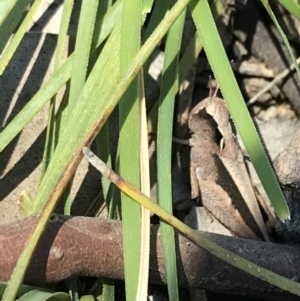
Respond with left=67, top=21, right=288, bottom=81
left=188, top=88, right=269, bottom=241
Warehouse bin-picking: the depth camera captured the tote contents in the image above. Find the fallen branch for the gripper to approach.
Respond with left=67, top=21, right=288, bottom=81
left=0, top=214, right=299, bottom=300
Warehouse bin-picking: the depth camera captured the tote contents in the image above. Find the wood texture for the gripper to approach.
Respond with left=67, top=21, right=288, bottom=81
left=0, top=214, right=300, bottom=300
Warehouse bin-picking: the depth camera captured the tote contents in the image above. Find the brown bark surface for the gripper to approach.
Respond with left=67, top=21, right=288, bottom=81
left=1, top=214, right=300, bottom=300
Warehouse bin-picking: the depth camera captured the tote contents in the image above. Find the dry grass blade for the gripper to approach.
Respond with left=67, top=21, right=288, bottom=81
left=82, top=146, right=300, bottom=296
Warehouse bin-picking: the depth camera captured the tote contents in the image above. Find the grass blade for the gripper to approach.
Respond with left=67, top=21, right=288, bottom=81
left=260, top=0, right=300, bottom=82
left=0, top=0, right=33, bottom=54
left=2, top=1, right=192, bottom=298
left=40, top=0, right=73, bottom=180
left=1, top=21, right=122, bottom=301
left=119, top=0, right=143, bottom=299
left=190, top=0, right=290, bottom=220
left=0, top=0, right=43, bottom=74
left=93, top=2, right=115, bottom=299
left=17, top=290, right=70, bottom=301
left=63, top=0, right=99, bottom=215
left=0, top=57, right=72, bottom=152
left=156, top=3, right=186, bottom=300
left=69, top=0, right=99, bottom=110
left=83, top=147, right=300, bottom=296
left=136, top=71, right=151, bottom=301
left=277, top=0, right=300, bottom=21
left=0, top=0, right=18, bottom=25
left=0, top=0, right=122, bottom=152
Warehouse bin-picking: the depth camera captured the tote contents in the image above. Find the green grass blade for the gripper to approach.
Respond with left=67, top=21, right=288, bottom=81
left=147, top=0, right=225, bottom=135
left=31, top=0, right=191, bottom=214
left=91, top=0, right=122, bottom=50
left=101, top=278, right=115, bottom=301
left=119, top=0, right=143, bottom=299
left=0, top=0, right=33, bottom=54
left=147, top=30, right=203, bottom=134
left=54, top=1, right=73, bottom=70
left=0, top=0, right=19, bottom=25
left=260, top=0, right=300, bottom=82
left=69, top=0, right=99, bottom=109
left=1, top=22, right=122, bottom=301
left=17, top=290, right=70, bottom=301
left=0, top=57, right=72, bottom=152
left=142, top=0, right=154, bottom=14
left=0, top=282, right=53, bottom=298
left=156, top=4, right=186, bottom=301
left=141, top=0, right=171, bottom=76
left=63, top=0, right=99, bottom=215
left=40, top=0, right=73, bottom=180
left=2, top=1, right=192, bottom=298
left=35, top=19, right=122, bottom=210
left=0, top=0, right=43, bottom=75
left=94, top=0, right=116, bottom=218
left=277, top=0, right=300, bottom=21
left=190, top=0, right=290, bottom=220
left=143, top=0, right=171, bottom=41
left=0, top=0, right=121, bottom=152
left=93, top=2, right=116, bottom=300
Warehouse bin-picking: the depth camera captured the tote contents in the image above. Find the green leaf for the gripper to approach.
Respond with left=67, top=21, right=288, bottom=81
left=40, top=0, right=73, bottom=180
left=0, top=0, right=33, bottom=54
left=277, top=0, right=300, bottom=21
left=17, top=290, right=70, bottom=301
left=0, top=282, right=52, bottom=298
left=0, top=0, right=20, bottom=26
left=0, top=0, right=43, bottom=74
left=119, top=0, right=143, bottom=298
left=69, top=0, right=99, bottom=110
left=142, top=0, right=154, bottom=14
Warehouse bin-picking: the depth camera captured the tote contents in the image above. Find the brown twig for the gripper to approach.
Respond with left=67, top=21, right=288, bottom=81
left=0, top=214, right=299, bottom=300
left=247, top=56, right=300, bottom=106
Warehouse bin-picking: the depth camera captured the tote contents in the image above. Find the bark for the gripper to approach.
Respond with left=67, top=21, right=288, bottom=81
left=0, top=214, right=300, bottom=300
